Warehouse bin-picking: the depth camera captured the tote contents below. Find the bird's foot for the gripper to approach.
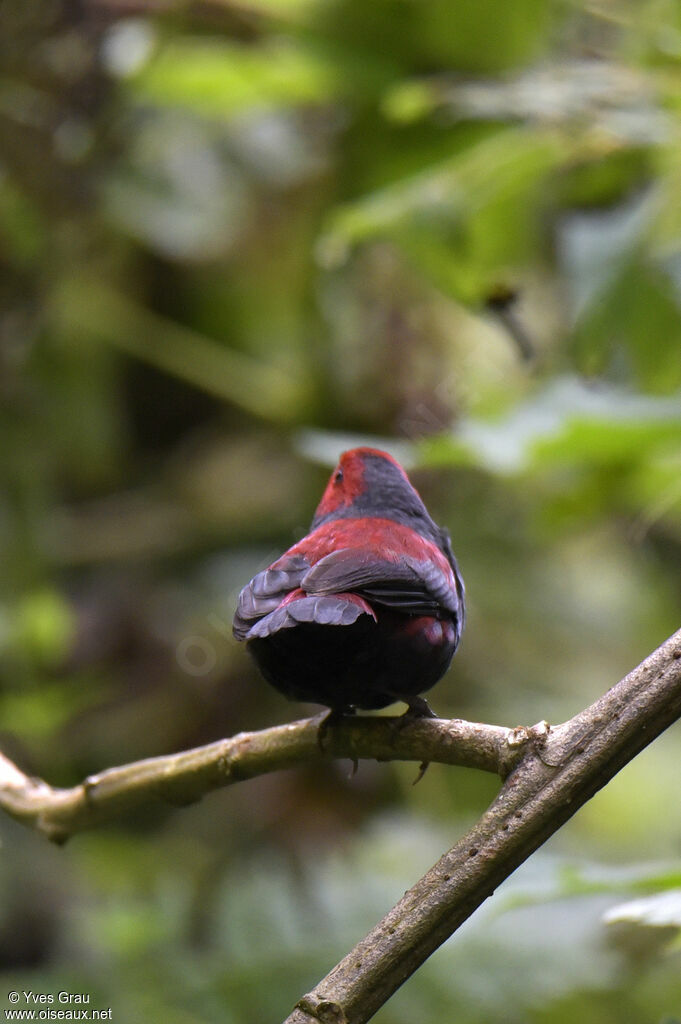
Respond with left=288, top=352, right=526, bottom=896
left=400, top=696, right=438, bottom=721
left=395, top=697, right=437, bottom=783
left=317, top=706, right=355, bottom=752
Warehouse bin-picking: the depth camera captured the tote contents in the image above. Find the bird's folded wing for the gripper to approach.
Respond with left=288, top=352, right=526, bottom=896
left=232, top=554, right=310, bottom=639
left=246, top=594, right=370, bottom=639
left=302, top=547, right=462, bottom=619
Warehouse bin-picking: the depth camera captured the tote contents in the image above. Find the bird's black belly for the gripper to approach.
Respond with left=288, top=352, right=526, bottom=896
left=247, top=610, right=456, bottom=711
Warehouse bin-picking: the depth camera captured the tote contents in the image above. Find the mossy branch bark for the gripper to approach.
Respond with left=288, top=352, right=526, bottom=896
left=0, top=715, right=519, bottom=844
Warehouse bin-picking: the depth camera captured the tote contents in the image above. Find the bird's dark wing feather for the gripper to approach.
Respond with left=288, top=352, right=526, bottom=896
left=302, top=548, right=461, bottom=619
left=246, top=595, right=367, bottom=639
left=232, top=554, right=310, bottom=640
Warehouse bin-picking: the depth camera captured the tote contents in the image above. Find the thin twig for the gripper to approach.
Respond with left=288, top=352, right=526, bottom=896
left=0, top=715, right=519, bottom=844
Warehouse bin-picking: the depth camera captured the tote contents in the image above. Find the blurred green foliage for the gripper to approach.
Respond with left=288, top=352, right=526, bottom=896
left=1, top=0, right=681, bottom=1020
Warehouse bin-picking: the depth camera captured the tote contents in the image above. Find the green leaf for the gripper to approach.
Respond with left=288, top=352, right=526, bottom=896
left=604, top=891, right=681, bottom=928
left=131, top=38, right=336, bottom=115
left=52, top=279, right=312, bottom=423
left=572, top=262, right=681, bottom=393
left=531, top=418, right=681, bottom=467
left=435, top=376, right=681, bottom=474
left=9, top=588, right=75, bottom=667
left=0, top=679, right=103, bottom=740
left=319, top=128, right=563, bottom=303
left=0, top=175, right=45, bottom=268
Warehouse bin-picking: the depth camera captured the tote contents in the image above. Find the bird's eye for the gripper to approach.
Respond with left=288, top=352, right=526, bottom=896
left=334, top=468, right=343, bottom=485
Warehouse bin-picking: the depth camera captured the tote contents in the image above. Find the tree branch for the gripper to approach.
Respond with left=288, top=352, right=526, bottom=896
left=285, top=627, right=681, bottom=1024
left=0, top=714, right=521, bottom=844
left=4, top=631, right=680, bottom=1024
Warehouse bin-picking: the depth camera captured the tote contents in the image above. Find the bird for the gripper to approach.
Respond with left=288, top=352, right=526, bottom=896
left=232, top=447, right=465, bottom=716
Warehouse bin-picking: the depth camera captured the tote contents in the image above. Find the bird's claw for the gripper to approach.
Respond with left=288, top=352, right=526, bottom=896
left=395, top=698, right=437, bottom=783
left=317, top=706, right=355, bottom=752
left=400, top=696, right=438, bottom=722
